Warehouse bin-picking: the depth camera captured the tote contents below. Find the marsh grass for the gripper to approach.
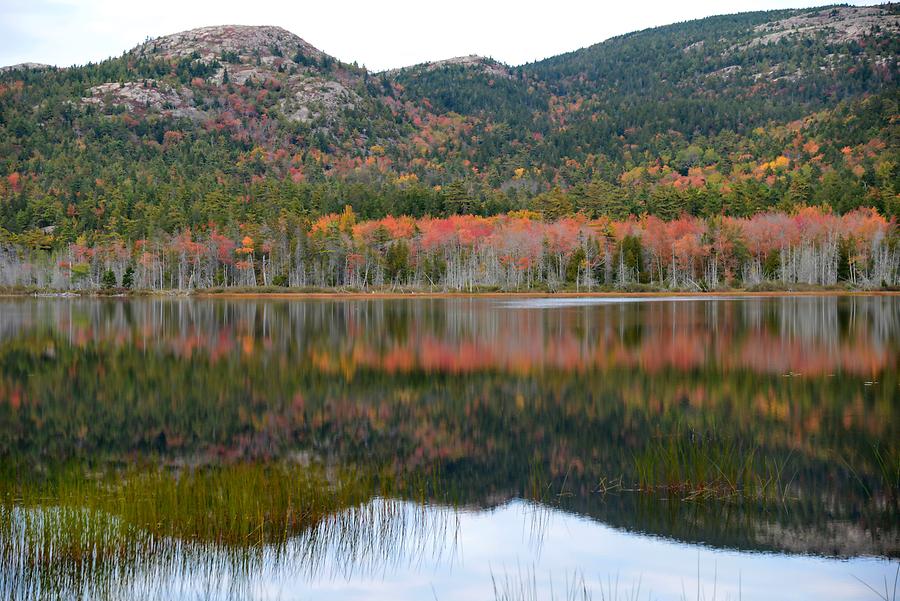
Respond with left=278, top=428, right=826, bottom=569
left=632, top=429, right=795, bottom=504
left=0, top=460, right=463, bottom=545
left=0, top=500, right=453, bottom=601
left=492, top=566, right=597, bottom=601
left=2, top=463, right=369, bottom=547
left=853, top=563, right=899, bottom=601
left=490, top=565, right=730, bottom=601
left=0, top=460, right=460, bottom=600
left=491, top=562, right=900, bottom=601
left=871, top=443, right=900, bottom=502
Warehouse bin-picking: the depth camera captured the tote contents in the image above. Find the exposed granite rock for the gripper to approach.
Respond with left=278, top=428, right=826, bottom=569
left=78, top=26, right=366, bottom=124
left=278, top=77, right=359, bottom=123
left=385, top=55, right=512, bottom=79
left=0, top=62, right=52, bottom=73
left=743, top=5, right=900, bottom=48
left=82, top=80, right=205, bottom=120
left=134, top=24, right=326, bottom=65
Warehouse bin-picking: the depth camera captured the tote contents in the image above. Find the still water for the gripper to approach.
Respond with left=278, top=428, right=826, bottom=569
left=0, top=295, right=897, bottom=600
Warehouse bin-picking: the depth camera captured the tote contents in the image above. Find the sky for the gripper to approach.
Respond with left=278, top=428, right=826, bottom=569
left=0, top=0, right=886, bottom=71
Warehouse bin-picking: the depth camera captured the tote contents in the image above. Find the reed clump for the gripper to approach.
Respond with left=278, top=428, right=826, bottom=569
left=633, top=428, right=794, bottom=503
left=0, top=461, right=455, bottom=600
left=0, top=461, right=398, bottom=548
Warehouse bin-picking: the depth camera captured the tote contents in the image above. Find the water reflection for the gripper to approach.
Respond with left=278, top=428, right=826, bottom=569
left=2, top=499, right=894, bottom=601
left=1, top=498, right=459, bottom=601
left=0, top=295, right=897, bottom=599
left=3, top=296, right=895, bottom=377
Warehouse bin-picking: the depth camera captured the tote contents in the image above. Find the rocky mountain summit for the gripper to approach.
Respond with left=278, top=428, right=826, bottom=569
left=0, top=62, right=51, bottom=73
left=384, top=54, right=512, bottom=79
left=134, top=25, right=327, bottom=65
left=79, top=24, right=369, bottom=124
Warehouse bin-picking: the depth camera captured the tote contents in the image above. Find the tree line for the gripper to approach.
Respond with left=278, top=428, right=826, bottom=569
left=0, top=206, right=896, bottom=292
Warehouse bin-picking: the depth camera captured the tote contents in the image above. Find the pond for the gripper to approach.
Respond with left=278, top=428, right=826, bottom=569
left=0, top=295, right=897, bottom=600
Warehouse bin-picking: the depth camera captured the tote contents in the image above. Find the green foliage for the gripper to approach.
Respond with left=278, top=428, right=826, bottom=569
left=574, top=180, right=631, bottom=220
left=101, top=269, right=117, bottom=289
left=837, top=237, right=852, bottom=282
left=421, top=252, right=447, bottom=286
left=565, top=246, right=585, bottom=283
left=121, top=265, right=135, bottom=289
left=385, top=240, right=411, bottom=283
left=763, top=250, right=781, bottom=280
left=533, top=188, right=574, bottom=220
left=70, top=263, right=90, bottom=281
left=441, top=181, right=477, bottom=215
left=219, top=50, right=241, bottom=64
left=618, top=235, right=647, bottom=283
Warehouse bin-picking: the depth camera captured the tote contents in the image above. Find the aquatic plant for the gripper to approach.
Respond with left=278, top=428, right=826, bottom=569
left=632, top=427, right=795, bottom=504
left=0, top=462, right=458, bottom=601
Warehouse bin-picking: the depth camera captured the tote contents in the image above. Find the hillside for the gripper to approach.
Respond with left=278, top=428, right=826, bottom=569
left=0, top=5, right=898, bottom=245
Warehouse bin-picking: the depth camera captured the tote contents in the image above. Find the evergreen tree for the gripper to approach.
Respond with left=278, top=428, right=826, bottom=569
left=442, top=181, right=477, bottom=215
left=533, top=188, right=575, bottom=220
left=578, top=180, right=630, bottom=220
left=385, top=240, right=411, bottom=284
left=122, top=265, right=135, bottom=289
left=101, top=269, right=118, bottom=289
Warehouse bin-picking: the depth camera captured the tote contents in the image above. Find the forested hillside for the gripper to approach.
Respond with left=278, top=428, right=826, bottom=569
left=0, top=5, right=897, bottom=290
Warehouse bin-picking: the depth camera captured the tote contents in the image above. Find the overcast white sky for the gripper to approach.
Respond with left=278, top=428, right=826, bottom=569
left=0, top=0, right=885, bottom=71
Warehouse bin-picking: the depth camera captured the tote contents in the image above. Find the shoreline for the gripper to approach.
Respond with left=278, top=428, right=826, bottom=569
left=2, top=289, right=898, bottom=300
left=194, top=290, right=900, bottom=299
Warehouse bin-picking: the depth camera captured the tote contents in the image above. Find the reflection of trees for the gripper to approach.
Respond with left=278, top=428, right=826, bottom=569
left=2, top=296, right=895, bottom=376
left=0, top=296, right=896, bottom=558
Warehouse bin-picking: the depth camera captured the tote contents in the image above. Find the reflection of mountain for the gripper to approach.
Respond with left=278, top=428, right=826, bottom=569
left=529, top=485, right=899, bottom=558
left=0, top=296, right=897, bottom=559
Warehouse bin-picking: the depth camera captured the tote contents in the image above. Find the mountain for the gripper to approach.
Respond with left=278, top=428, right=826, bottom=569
left=0, top=5, right=898, bottom=242
left=0, top=63, right=51, bottom=74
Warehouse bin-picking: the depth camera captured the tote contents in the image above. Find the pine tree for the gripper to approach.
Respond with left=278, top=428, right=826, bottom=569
left=578, top=180, right=630, bottom=220
left=442, top=181, right=477, bottom=215
left=101, top=269, right=117, bottom=289
left=385, top=240, right=411, bottom=284
left=122, top=265, right=135, bottom=289
left=837, top=237, right=852, bottom=282
left=533, top=188, right=574, bottom=220
left=650, top=187, right=687, bottom=221
left=566, top=246, right=586, bottom=283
